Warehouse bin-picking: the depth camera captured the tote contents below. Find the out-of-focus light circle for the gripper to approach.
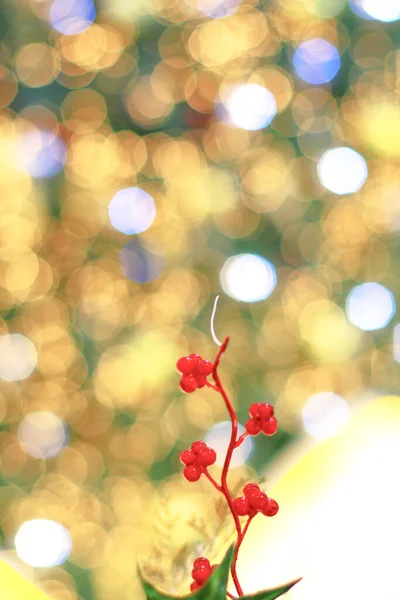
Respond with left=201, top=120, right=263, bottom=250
left=359, top=0, right=400, bottom=21
left=220, top=254, right=277, bottom=303
left=346, top=282, right=395, bottom=331
left=20, top=130, right=66, bottom=179
left=317, top=147, right=368, bottom=195
left=223, top=84, right=277, bottom=131
left=15, top=520, right=72, bottom=567
left=108, top=187, right=156, bottom=235
left=120, top=241, right=164, bottom=283
left=349, top=0, right=375, bottom=17
left=293, top=39, right=340, bottom=84
left=0, top=334, right=38, bottom=382
left=204, top=421, right=254, bottom=467
left=17, top=412, right=69, bottom=459
left=197, top=0, right=240, bottom=18
left=302, top=392, right=351, bottom=440
left=305, top=0, right=347, bottom=17
left=50, top=0, right=96, bottom=35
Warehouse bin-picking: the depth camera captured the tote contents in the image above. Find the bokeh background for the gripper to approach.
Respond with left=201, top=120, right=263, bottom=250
left=0, top=0, right=400, bottom=598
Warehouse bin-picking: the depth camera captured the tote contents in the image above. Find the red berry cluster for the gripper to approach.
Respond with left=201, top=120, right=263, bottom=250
left=180, top=440, right=217, bottom=482
left=177, top=354, right=214, bottom=393
left=245, top=403, right=278, bottom=436
left=190, top=557, right=218, bottom=592
left=233, top=483, right=279, bottom=518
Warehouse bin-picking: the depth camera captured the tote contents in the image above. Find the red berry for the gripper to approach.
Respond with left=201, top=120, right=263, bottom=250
left=193, top=557, right=210, bottom=569
left=245, top=418, right=261, bottom=435
left=176, top=356, right=194, bottom=374
left=195, top=374, right=207, bottom=389
left=261, top=416, right=278, bottom=435
left=180, top=449, right=196, bottom=465
left=183, top=465, right=202, bottom=482
left=189, top=353, right=201, bottom=368
left=191, top=440, right=207, bottom=454
left=190, top=581, right=202, bottom=592
left=249, top=491, right=268, bottom=510
left=258, top=403, right=274, bottom=420
left=197, top=447, right=217, bottom=467
left=262, top=497, right=279, bottom=517
left=192, top=566, right=211, bottom=584
left=196, top=359, right=213, bottom=376
left=233, top=496, right=250, bottom=516
left=243, top=483, right=260, bottom=498
left=249, top=403, right=260, bottom=418
left=180, top=375, right=198, bottom=393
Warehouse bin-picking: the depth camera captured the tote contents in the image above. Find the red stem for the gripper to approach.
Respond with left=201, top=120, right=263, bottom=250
left=234, top=432, right=248, bottom=449
left=226, top=593, right=236, bottom=599
left=211, top=337, right=244, bottom=597
left=203, top=468, right=223, bottom=493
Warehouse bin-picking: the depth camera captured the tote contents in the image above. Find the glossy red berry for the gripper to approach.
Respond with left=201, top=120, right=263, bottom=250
left=249, top=403, right=260, bottom=418
left=196, top=359, right=213, bottom=376
left=195, top=374, right=207, bottom=389
left=233, top=496, right=250, bottom=516
left=197, top=447, right=217, bottom=467
left=249, top=491, right=268, bottom=510
left=183, top=465, right=202, bottom=482
left=243, top=483, right=260, bottom=498
left=192, top=566, right=212, bottom=584
left=258, top=403, right=274, bottom=420
left=191, top=440, right=207, bottom=454
left=190, top=581, right=202, bottom=592
left=180, top=375, right=198, bottom=393
left=262, top=497, right=279, bottom=516
left=193, top=557, right=210, bottom=569
left=180, top=449, right=196, bottom=465
left=245, top=418, right=261, bottom=435
left=177, top=356, right=194, bottom=374
left=261, top=416, right=278, bottom=435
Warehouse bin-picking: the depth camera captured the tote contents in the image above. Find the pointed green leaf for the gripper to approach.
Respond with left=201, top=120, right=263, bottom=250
left=138, top=545, right=235, bottom=600
left=241, top=578, right=301, bottom=600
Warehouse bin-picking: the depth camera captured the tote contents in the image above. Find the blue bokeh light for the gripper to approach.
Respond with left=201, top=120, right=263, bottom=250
left=50, top=0, right=96, bottom=36
left=346, top=282, right=396, bottom=331
left=20, top=130, right=66, bottom=179
left=197, top=0, right=241, bottom=18
left=293, top=39, right=341, bottom=85
left=119, top=242, right=164, bottom=284
left=108, top=187, right=156, bottom=235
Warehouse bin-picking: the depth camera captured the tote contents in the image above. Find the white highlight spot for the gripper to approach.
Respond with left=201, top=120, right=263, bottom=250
left=197, top=0, right=240, bottom=18
left=317, top=147, right=368, bottom=195
left=302, top=392, right=351, bottom=440
left=15, top=520, right=72, bottom=567
left=108, top=187, right=156, bottom=235
left=346, top=282, right=395, bottom=331
left=224, top=84, right=277, bottom=131
left=220, top=254, right=277, bottom=303
left=360, top=0, right=400, bottom=21
left=0, top=334, right=38, bottom=382
left=204, top=421, right=254, bottom=467
left=18, top=412, right=68, bottom=459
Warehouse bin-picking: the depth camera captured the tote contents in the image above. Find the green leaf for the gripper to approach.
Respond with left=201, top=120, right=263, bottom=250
left=241, top=578, right=301, bottom=600
left=138, top=545, right=300, bottom=600
left=138, top=545, right=234, bottom=600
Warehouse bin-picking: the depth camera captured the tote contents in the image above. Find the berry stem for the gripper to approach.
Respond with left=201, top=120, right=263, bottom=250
left=203, top=469, right=223, bottom=493
left=234, top=432, right=249, bottom=448
left=231, top=514, right=254, bottom=584
left=211, top=337, right=244, bottom=597
left=226, top=593, right=236, bottom=599
left=206, top=381, right=219, bottom=392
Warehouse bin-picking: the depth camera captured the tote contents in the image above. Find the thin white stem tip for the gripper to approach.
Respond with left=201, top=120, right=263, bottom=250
left=210, top=294, right=223, bottom=347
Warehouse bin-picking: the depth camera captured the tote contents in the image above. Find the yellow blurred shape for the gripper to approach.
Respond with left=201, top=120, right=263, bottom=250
left=240, top=396, right=400, bottom=599
left=362, top=102, right=400, bottom=157
left=59, top=25, right=123, bottom=71
left=94, top=330, right=179, bottom=408
left=0, top=558, right=49, bottom=599
left=188, top=7, right=268, bottom=67
left=14, top=43, right=60, bottom=88
left=299, top=300, right=361, bottom=362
